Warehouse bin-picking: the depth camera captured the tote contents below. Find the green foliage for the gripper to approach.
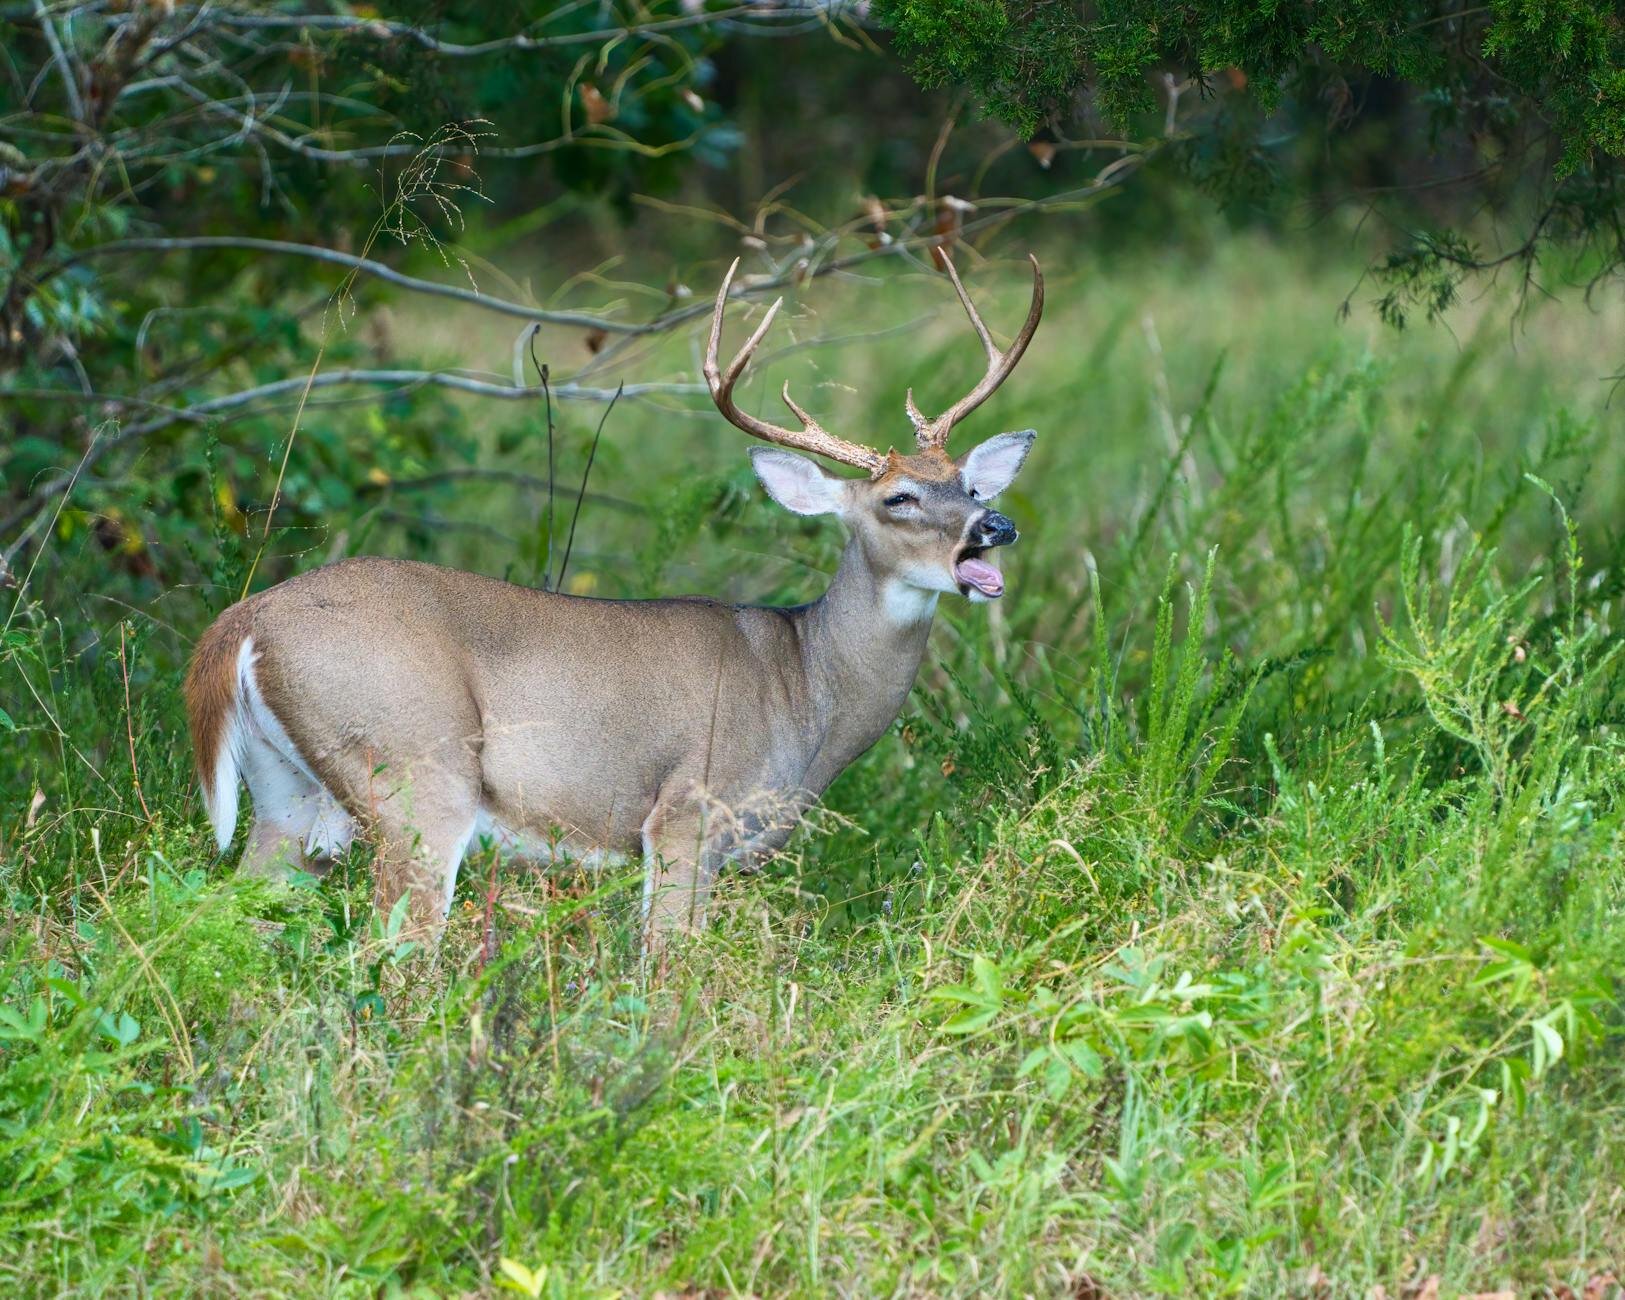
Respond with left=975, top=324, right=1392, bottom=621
left=878, top=0, right=1624, bottom=168
left=93, top=864, right=287, bottom=1032
left=877, top=0, right=1625, bottom=323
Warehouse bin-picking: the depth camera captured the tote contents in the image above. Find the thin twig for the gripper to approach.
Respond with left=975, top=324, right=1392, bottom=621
left=56, top=237, right=656, bottom=333
left=204, top=4, right=780, bottom=55
left=118, top=622, right=153, bottom=822
left=1, top=422, right=104, bottom=623
left=0, top=374, right=697, bottom=540
left=31, top=0, right=85, bottom=121
left=557, top=382, right=622, bottom=592
left=532, top=332, right=555, bottom=591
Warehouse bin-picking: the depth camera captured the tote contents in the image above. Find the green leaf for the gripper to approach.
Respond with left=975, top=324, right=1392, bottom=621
left=498, top=1258, right=548, bottom=1297
left=971, top=954, right=1003, bottom=1002
left=1532, top=1017, right=1564, bottom=1076
left=939, top=1006, right=999, bottom=1034
left=0, top=1002, right=42, bottom=1041
left=1061, top=1038, right=1105, bottom=1079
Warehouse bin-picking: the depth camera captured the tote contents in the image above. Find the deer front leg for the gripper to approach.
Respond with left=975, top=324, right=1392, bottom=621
left=640, top=799, right=722, bottom=952
left=365, top=770, right=480, bottom=952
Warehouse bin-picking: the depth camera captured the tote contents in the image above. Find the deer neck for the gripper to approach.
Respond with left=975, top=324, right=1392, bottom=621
left=791, top=537, right=936, bottom=776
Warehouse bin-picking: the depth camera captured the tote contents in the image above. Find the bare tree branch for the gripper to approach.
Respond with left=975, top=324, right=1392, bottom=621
left=30, top=0, right=85, bottom=121
left=58, top=237, right=672, bottom=334
left=163, top=368, right=701, bottom=413
left=0, top=372, right=700, bottom=539
left=196, top=4, right=840, bottom=55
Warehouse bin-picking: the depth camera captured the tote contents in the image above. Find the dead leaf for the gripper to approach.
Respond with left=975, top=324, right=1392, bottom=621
left=1461, top=1291, right=1515, bottom=1299
left=580, top=82, right=614, bottom=125
left=931, top=194, right=975, bottom=267
left=861, top=193, right=887, bottom=233
left=583, top=327, right=607, bottom=356
left=1585, top=1274, right=1621, bottom=1300
left=860, top=193, right=892, bottom=248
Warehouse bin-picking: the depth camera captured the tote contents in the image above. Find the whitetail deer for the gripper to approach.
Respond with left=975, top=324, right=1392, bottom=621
left=185, top=252, right=1043, bottom=948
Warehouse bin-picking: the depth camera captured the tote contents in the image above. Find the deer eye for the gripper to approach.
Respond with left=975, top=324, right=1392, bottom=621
left=883, top=492, right=918, bottom=509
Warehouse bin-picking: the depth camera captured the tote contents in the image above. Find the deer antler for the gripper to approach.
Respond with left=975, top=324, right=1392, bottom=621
left=705, top=259, right=888, bottom=474
left=906, top=252, right=1044, bottom=451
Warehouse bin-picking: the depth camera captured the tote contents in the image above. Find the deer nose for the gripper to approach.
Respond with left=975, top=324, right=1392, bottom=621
left=975, top=510, right=1018, bottom=547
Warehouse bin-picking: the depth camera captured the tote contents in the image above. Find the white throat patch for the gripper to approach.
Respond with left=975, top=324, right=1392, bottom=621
left=882, top=580, right=940, bottom=625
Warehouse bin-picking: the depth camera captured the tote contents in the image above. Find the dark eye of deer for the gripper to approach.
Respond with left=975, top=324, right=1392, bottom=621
left=884, top=493, right=917, bottom=509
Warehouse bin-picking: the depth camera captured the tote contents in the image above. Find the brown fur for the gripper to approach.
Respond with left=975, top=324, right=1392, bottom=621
left=880, top=446, right=960, bottom=483
left=183, top=597, right=256, bottom=789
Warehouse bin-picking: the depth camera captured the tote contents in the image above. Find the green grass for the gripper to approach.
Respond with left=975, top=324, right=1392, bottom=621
left=3, top=236, right=1624, bottom=1297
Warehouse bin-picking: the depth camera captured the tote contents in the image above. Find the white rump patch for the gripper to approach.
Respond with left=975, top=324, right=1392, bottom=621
left=204, top=637, right=354, bottom=859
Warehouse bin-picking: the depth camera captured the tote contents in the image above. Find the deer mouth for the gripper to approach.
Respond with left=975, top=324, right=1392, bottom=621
left=954, top=545, right=1004, bottom=599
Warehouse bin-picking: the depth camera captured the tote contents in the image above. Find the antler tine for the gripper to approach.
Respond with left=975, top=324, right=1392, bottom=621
left=912, top=252, right=1045, bottom=450
left=904, top=388, right=929, bottom=438
left=940, top=252, right=1000, bottom=365
left=704, top=258, right=887, bottom=473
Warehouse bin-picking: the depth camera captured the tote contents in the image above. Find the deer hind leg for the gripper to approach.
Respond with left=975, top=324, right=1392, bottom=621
left=237, top=731, right=324, bottom=880
left=236, top=660, right=355, bottom=880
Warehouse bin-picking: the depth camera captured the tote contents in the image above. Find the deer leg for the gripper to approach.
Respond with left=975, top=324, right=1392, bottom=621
left=360, top=743, right=482, bottom=950
left=237, top=733, right=321, bottom=880
left=371, top=796, right=478, bottom=949
left=240, top=818, right=313, bottom=879
left=640, top=800, right=721, bottom=949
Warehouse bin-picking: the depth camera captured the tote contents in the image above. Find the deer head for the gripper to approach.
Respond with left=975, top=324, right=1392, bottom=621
left=705, top=252, right=1044, bottom=604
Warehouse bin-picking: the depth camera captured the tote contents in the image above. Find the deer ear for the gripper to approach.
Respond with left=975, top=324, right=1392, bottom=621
left=959, top=430, right=1035, bottom=500
left=750, top=447, right=848, bottom=517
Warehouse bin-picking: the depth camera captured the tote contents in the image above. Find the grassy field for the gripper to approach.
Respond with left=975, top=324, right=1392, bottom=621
left=3, top=235, right=1624, bottom=1297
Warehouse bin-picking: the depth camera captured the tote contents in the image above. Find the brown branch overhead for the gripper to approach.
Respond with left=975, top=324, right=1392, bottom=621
left=61, top=238, right=663, bottom=334
left=198, top=4, right=821, bottom=55
left=704, top=258, right=886, bottom=474
left=56, top=186, right=1108, bottom=343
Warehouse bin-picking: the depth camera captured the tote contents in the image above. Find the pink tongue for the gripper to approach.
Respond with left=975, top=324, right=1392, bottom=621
left=955, top=555, right=1004, bottom=597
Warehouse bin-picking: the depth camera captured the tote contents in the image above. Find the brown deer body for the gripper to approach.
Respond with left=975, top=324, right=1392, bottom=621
left=186, top=255, right=1043, bottom=945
